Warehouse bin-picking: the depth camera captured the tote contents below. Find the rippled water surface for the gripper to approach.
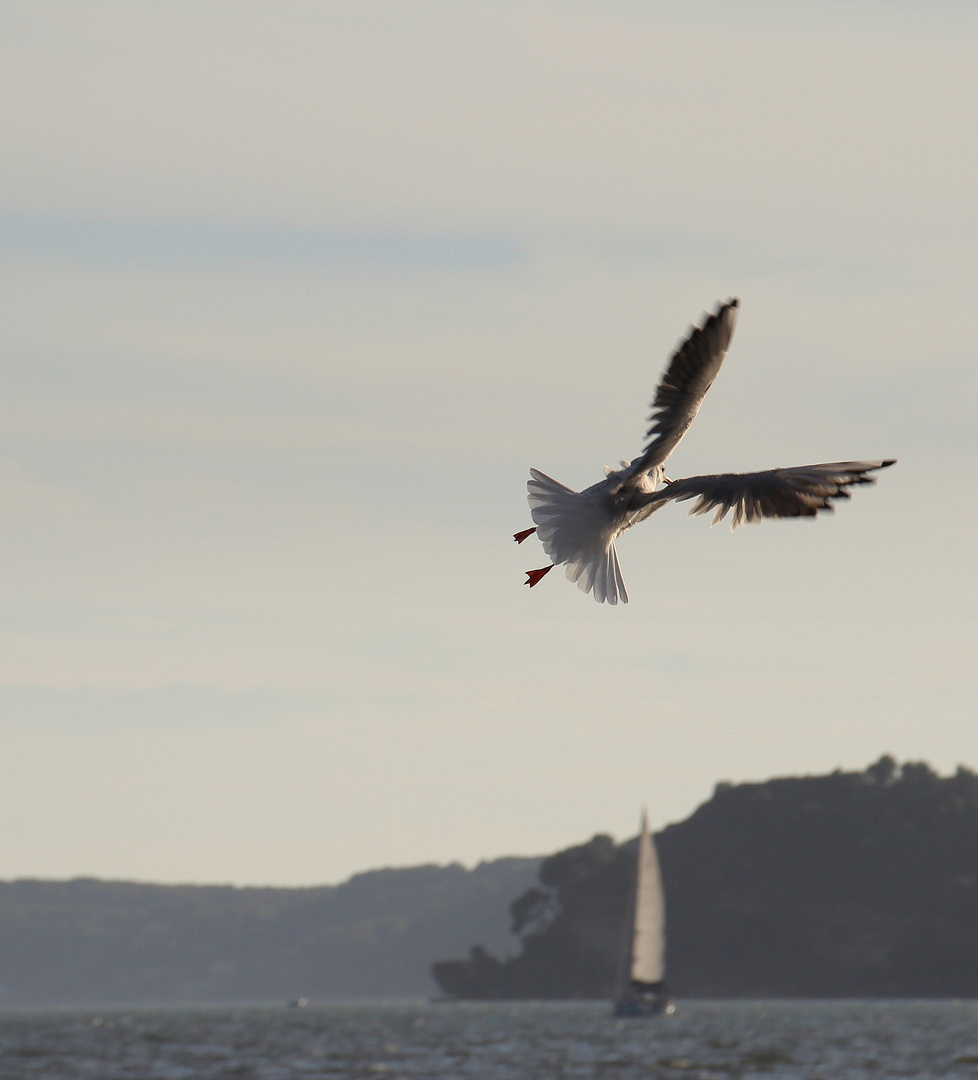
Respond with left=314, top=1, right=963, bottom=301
left=2, top=1000, right=978, bottom=1079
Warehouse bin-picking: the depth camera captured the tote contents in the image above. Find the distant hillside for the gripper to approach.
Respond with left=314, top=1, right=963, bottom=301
left=433, top=758, right=978, bottom=999
left=0, top=857, right=539, bottom=1006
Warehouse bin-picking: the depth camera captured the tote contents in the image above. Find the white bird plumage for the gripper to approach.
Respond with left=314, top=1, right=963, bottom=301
left=516, top=299, right=895, bottom=605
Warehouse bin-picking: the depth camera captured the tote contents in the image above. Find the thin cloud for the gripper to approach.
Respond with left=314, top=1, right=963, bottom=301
left=0, top=213, right=523, bottom=273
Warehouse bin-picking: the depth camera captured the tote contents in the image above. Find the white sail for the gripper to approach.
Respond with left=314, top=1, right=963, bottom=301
left=630, top=812, right=666, bottom=984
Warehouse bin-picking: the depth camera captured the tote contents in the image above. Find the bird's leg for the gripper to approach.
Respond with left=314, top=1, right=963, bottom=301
left=524, top=565, right=554, bottom=588
left=513, top=527, right=537, bottom=543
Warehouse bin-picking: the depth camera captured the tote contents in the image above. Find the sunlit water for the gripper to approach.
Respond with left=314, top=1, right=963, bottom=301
left=2, top=1000, right=978, bottom=1079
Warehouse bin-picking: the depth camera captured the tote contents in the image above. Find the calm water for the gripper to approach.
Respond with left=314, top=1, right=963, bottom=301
left=2, top=1000, right=978, bottom=1079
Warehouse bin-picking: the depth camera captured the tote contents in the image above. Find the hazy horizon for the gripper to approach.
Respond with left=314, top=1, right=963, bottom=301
left=1, top=1, right=975, bottom=885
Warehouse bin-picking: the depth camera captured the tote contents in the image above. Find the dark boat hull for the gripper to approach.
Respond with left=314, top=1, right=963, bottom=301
left=613, top=988, right=674, bottom=1018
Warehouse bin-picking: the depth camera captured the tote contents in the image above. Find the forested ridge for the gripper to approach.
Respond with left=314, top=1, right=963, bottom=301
left=433, top=758, right=978, bottom=999
left=0, top=857, right=539, bottom=1005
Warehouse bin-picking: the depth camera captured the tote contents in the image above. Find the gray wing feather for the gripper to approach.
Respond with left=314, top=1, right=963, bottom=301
left=632, top=298, right=740, bottom=472
left=643, top=460, right=896, bottom=529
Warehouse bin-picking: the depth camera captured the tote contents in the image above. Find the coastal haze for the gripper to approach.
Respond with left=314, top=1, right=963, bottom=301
left=0, top=2, right=976, bottom=887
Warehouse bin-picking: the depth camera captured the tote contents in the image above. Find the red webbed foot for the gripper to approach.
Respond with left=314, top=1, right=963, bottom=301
left=524, top=565, right=554, bottom=588
left=513, top=527, right=537, bottom=544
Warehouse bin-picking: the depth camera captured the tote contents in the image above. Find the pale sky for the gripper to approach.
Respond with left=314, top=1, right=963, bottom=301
left=0, top=0, right=975, bottom=885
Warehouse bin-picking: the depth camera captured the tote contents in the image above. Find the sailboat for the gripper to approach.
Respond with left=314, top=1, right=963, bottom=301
left=614, top=811, right=674, bottom=1017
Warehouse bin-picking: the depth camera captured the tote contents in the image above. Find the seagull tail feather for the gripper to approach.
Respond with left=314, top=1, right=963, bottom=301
left=527, top=468, right=628, bottom=605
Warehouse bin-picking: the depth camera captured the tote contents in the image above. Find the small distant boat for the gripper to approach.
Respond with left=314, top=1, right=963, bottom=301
left=613, top=811, right=674, bottom=1018
left=287, top=997, right=308, bottom=1009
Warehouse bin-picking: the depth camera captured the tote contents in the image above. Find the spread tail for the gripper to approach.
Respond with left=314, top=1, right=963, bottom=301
left=526, top=469, right=628, bottom=605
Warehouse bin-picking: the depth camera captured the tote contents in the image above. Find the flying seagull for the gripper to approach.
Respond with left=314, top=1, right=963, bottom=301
left=515, top=298, right=894, bottom=605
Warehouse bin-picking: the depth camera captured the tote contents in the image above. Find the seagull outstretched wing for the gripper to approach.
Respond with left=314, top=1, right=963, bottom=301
left=640, top=460, right=896, bottom=529
left=628, top=298, right=739, bottom=475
